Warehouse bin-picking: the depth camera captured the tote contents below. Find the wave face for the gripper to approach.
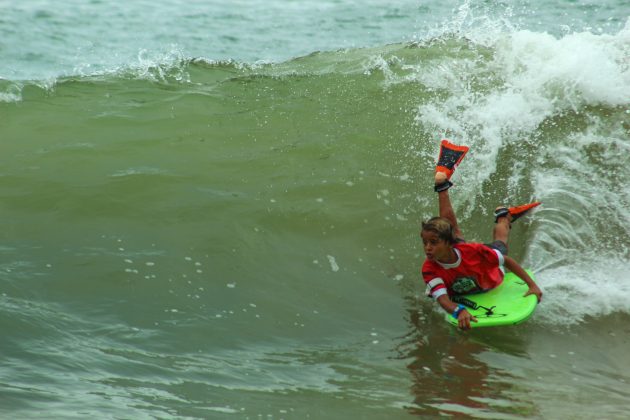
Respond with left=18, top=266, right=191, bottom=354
left=1, top=10, right=630, bottom=420
left=4, top=27, right=629, bottom=321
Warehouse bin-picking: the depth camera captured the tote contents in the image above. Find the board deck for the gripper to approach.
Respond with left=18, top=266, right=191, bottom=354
left=446, top=270, right=538, bottom=328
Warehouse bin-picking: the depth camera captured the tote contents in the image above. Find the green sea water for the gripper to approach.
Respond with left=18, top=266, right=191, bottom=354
left=2, top=1, right=630, bottom=418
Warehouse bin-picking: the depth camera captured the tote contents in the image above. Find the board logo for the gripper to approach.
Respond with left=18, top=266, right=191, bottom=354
left=475, top=312, right=507, bottom=319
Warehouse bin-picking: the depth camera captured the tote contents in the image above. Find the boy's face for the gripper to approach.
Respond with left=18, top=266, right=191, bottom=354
left=421, top=230, right=452, bottom=262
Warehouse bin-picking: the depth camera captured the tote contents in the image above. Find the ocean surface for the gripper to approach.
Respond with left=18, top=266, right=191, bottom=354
left=2, top=0, right=630, bottom=418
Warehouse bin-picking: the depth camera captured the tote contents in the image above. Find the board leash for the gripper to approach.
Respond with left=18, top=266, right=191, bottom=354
left=452, top=296, right=496, bottom=316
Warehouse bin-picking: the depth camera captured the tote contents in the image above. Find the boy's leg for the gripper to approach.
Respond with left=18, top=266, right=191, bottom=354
left=436, top=173, right=463, bottom=240
left=493, top=211, right=511, bottom=248
left=492, top=201, right=541, bottom=251
left=433, top=140, right=469, bottom=241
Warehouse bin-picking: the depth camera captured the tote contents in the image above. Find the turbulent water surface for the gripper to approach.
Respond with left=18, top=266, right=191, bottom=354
left=2, top=1, right=630, bottom=418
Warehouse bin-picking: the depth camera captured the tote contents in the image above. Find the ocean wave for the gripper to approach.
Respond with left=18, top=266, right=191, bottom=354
left=2, top=28, right=629, bottom=325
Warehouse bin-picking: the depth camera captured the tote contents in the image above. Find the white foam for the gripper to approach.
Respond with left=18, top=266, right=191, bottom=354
left=415, top=26, right=629, bottom=141
left=327, top=255, right=340, bottom=272
left=525, top=125, right=630, bottom=323
left=492, top=27, right=630, bottom=107
left=409, top=21, right=629, bottom=216
left=0, top=91, right=22, bottom=103
left=110, top=167, right=166, bottom=177
left=534, top=259, right=630, bottom=326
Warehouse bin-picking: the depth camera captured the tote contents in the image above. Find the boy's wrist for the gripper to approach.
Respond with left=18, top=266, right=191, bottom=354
left=451, top=304, right=466, bottom=319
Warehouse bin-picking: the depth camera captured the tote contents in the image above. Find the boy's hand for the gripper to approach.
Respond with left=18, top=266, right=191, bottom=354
left=524, top=285, right=543, bottom=303
left=458, top=309, right=478, bottom=330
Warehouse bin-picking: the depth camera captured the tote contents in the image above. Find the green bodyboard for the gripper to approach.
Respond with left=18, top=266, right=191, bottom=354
left=446, top=270, right=538, bottom=328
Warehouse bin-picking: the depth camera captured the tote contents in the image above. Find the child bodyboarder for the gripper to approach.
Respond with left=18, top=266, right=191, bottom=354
left=421, top=140, right=543, bottom=329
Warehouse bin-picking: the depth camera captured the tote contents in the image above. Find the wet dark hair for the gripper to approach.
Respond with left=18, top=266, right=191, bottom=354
left=421, top=217, right=457, bottom=245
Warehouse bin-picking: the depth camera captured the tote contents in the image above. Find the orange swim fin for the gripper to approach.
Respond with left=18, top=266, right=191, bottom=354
left=435, top=139, right=469, bottom=180
left=494, top=202, right=542, bottom=223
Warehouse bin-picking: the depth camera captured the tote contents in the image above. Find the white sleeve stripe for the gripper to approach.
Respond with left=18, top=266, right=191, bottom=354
left=431, top=288, right=448, bottom=299
left=427, top=278, right=445, bottom=289
left=493, top=248, right=505, bottom=266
